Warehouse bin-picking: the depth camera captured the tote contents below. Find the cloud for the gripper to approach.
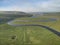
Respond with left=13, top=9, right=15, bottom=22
left=33, top=0, right=60, bottom=12
left=0, top=0, right=60, bottom=12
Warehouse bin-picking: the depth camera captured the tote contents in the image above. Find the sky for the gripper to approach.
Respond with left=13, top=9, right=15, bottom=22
left=0, top=0, right=60, bottom=12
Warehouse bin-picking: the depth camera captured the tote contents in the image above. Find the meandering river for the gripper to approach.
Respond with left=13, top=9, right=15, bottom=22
left=7, top=18, right=60, bottom=37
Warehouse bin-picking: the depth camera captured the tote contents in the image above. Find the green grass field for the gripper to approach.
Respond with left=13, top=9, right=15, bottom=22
left=0, top=24, right=60, bottom=45
left=0, top=15, right=60, bottom=45
left=13, top=16, right=60, bottom=32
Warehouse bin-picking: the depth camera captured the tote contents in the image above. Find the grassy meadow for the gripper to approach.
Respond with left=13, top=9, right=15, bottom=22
left=0, top=14, right=60, bottom=45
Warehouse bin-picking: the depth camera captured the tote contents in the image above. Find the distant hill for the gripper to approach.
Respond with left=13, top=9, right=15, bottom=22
left=28, top=12, right=43, bottom=15
left=0, top=11, right=29, bottom=15
left=0, top=11, right=33, bottom=17
left=28, top=12, right=60, bottom=16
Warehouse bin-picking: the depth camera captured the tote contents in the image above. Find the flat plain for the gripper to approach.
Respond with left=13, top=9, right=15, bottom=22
left=0, top=13, right=60, bottom=45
